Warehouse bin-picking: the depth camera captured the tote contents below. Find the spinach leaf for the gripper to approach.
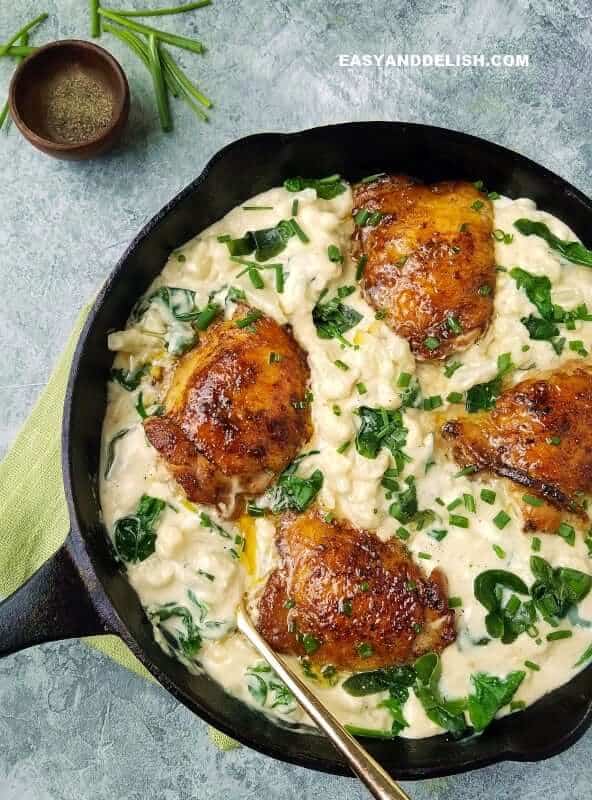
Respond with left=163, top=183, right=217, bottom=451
left=284, top=174, right=348, bottom=200
left=343, top=666, right=416, bottom=736
left=521, top=314, right=560, bottom=341
left=413, top=653, right=468, bottom=737
left=355, top=406, right=409, bottom=473
left=510, top=268, right=554, bottom=320
left=110, top=364, right=149, bottom=391
left=389, top=476, right=418, bottom=524
left=530, top=556, right=592, bottom=626
left=514, top=219, right=592, bottom=268
left=222, top=219, right=302, bottom=262
left=313, top=287, right=363, bottom=346
left=468, top=671, right=525, bottom=732
left=465, top=352, right=514, bottom=413
left=113, top=494, right=166, bottom=563
left=104, top=428, right=129, bottom=479
left=246, top=662, right=296, bottom=711
left=268, top=452, right=323, bottom=513
left=474, top=570, right=530, bottom=643
left=342, top=666, right=416, bottom=697
left=149, top=602, right=202, bottom=659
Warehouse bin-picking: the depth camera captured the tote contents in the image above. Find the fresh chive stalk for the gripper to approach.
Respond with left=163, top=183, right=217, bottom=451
left=0, top=13, right=48, bottom=57
left=2, top=45, right=37, bottom=57
left=90, top=0, right=101, bottom=37
left=113, top=0, right=211, bottom=16
left=159, top=46, right=212, bottom=109
left=147, top=34, right=172, bottom=131
left=0, top=32, right=29, bottom=132
left=98, top=7, right=205, bottom=54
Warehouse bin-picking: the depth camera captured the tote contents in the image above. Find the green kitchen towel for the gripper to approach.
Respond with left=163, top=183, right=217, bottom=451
left=0, top=303, right=239, bottom=752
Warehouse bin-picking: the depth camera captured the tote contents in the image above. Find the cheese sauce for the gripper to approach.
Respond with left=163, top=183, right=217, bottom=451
left=100, top=184, right=592, bottom=738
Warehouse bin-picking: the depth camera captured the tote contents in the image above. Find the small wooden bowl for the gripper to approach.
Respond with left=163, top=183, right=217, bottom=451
left=9, top=39, right=130, bottom=161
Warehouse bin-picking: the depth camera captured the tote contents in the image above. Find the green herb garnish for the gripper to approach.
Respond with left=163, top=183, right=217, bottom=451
left=114, top=494, right=166, bottom=563
left=312, top=287, right=363, bottom=346
left=268, top=452, right=323, bottom=513
left=514, top=219, right=592, bottom=267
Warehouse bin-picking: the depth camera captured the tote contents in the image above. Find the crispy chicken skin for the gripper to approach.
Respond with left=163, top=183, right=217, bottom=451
left=144, top=306, right=311, bottom=515
left=352, top=175, right=496, bottom=360
left=257, top=510, right=456, bottom=670
left=441, top=362, right=592, bottom=532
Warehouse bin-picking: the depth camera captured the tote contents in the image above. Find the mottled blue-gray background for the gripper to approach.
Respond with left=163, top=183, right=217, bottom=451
left=1, top=1, right=591, bottom=797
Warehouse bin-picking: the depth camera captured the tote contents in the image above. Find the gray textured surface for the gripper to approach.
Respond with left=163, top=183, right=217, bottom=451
left=1, top=1, right=592, bottom=797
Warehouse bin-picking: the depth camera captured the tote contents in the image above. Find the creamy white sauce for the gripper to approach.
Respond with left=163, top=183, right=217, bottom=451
left=100, top=184, right=592, bottom=738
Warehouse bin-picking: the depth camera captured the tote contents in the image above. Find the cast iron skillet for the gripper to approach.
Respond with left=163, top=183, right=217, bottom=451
left=1, top=122, right=592, bottom=780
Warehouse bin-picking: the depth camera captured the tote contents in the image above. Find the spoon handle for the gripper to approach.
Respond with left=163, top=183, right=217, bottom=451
left=236, top=604, right=411, bottom=800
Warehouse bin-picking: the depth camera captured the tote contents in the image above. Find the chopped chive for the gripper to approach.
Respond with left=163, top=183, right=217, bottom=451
left=269, top=351, right=282, bottom=364
left=274, top=265, right=285, bottom=294
left=429, top=529, right=447, bottom=542
left=395, top=527, right=410, bottom=541
left=194, top=303, right=220, bottom=330
left=424, top=336, right=440, bottom=351
left=397, top=372, right=411, bottom=388
left=283, top=598, right=296, bottom=609
left=291, top=198, right=299, bottom=216
left=471, top=200, right=484, bottom=212
left=248, top=267, right=264, bottom=289
left=547, top=436, right=561, bottom=446
left=569, top=339, right=588, bottom=357
left=493, top=510, right=511, bottom=529
left=557, top=522, right=575, bottom=546
left=367, top=211, right=383, bottom=225
left=356, top=382, right=367, bottom=395
left=478, top=284, right=492, bottom=296
left=332, top=404, right=341, bottom=416
left=418, top=552, right=432, bottom=560
left=334, top=359, right=349, bottom=371
left=444, top=360, right=462, bottom=378
left=522, top=494, right=544, bottom=507
left=510, top=700, right=526, bottom=711
left=447, top=498, right=462, bottom=511
left=423, top=395, right=443, bottom=411
left=339, top=598, right=353, bottom=616
left=488, top=191, right=501, bottom=200
left=447, top=314, right=463, bottom=335
left=355, top=255, right=368, bottom=281
left=354, top=209, right=370, bottom=226
left=357, top=642, right=374, bottom=659
left=454, top=465, right=477, bottom=478
left=359, top=581, right=370, bottom=592
left=328, top=244, right=343, bottom=263
left=360, top=172, right=386, bottom=183
left=235, top=310, right=262, bottom=329
left=243, top=205, right=273, bottom=211
left=449, top=514, right=469, bottom=529
left=480, top=489, right=496, bottom=504
left=337, top=440, right=351, bottom=454
left=492, top=544, right=506, bottom=559
left=531, top=536, right=541, bottom=552
left=405, top=580, right=417, bottom=591
left=525, top=660, right=540, bottom=671
left=547, top=630, right=572, bottom=641
left=447, top=391, right=464, bottom=404
left=448, top=597, right=463, bottom=608
left=290, top=218, right=309, bottom=243
left=247, top=503, right=265, bottom=517
left=463, top=494, right=476, bottom=513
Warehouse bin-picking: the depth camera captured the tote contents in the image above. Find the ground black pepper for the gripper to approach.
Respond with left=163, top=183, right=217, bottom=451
left=41, top=67, right=114, bottom=144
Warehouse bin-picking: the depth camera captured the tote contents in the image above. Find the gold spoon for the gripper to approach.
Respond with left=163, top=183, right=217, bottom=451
left=236, top=600, right=412, bottom=800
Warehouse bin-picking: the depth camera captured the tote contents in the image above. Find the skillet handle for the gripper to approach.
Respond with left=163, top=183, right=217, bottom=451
left=0, top=536, right=108, bottom=657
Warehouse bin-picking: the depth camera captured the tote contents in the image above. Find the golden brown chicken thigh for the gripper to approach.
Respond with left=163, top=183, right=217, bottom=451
left=144, top=306, right=311, bottom=515
left=257, top=510, right=456, bottom=670
left=352, top=175, right=496, bottom=360
left=441, top=361, right=592, bottom=532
